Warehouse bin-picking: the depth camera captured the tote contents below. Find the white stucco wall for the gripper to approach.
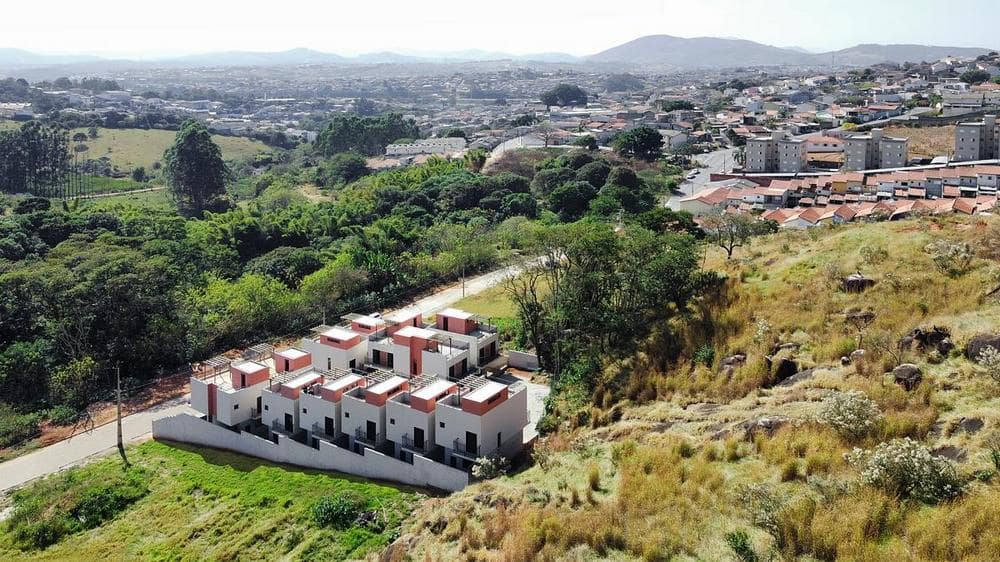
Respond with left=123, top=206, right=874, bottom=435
left=386, top=400, right=435, bottom=450
left=215, top=384, right=265, bottom=427
left=298, top=392, right=340, bottom=438
left=341, top=393, right=386, bottom=443
left=434, top=389, right=528, bottom=457
left=190, top=377, right=210, bottom=416
left=152, top=413, right=469, bottom=491
left=300, top=337, right=366, bottom=371
left=261, top=389, right=298, bottom=433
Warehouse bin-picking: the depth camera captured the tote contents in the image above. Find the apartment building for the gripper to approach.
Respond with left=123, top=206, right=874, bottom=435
left=745, top=131, right=807, bottom=173
left=954, top=115, right=998, bottom=162
left=844, top=129, right=909, bottom=171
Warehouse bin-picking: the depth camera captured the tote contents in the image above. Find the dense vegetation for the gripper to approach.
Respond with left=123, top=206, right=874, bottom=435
left=0, top=122, right=684, bottom=450
left=0, top=441, right=413, bottom=559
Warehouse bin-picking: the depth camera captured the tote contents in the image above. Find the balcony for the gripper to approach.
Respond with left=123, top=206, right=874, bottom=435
left=400, top=433, right=426, bottom=453
left=452, top=438, right=481, bottom=460
left=354, top=427, right=381, bottom=447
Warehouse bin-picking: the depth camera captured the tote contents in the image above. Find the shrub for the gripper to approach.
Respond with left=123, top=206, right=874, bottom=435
left=925, top=239, right=974, bottom=277
left=859, top=244, right=889, bottom=266
left=312, top=492, right=366, bottom=529
left=780, top=460, right=800, bottom=482
left=47, top=405, right=79, bottom=426
left=845, top=438, right=963, bottom=503
left=725, top=530, right=761, bottom=562
left=817, top=390, right=882, bottom=441
left=693, top=344, right=715, bottom=367
left=737, top=483, right=782, bottom=539
left=0, top=406, right=42, bottom=448
left=977, top=345, right=1000, bottom=385
left=984, top=430, right=1000, bottom=472
left=587, top=464, right=601, bottom=491
left=472, top=455, right=510, bottom=479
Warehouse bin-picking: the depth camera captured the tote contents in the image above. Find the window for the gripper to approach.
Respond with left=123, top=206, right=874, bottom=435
left=439, top=421, right=445, bottom=428
left=344, top=412, right=350, bottom=418
left=327, top=357, right=332, bottom=370
left=264, top=405, right=269, bottom=411
left=233, top=404, right=239, bottom=410
left=302, top=408, right=308, bottom=414
left=390, top=418, right=395, bottom=425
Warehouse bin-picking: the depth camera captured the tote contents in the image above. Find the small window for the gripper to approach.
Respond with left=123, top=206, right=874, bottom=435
left=233, top=404, right=239, bottom=410
left=302, top=408, right=308, bottom=414
left=345, top=412, right=350, bottom=418
left=439, top=421, right=445, bottom=428
left=390, top=418, right=395, bottom=425
left=264, top=405, right=269, bottom=411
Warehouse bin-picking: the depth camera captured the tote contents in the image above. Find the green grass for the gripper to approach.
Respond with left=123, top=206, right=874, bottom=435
left=69, top=128, right=268, bottom=170
left=77, top=189, right=174, bottom=212
left=453, top=283, right=518, bottom=319
left=0, top=119, right=21, bottom=132
left=0, top=441, right=415, bottom=561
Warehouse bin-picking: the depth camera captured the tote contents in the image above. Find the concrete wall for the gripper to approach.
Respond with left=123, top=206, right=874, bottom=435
left=216, top=384, right=265, bottom=427
left=508, top=350, right=539, bottom=370
left=341, top=393, right=386, bottom=444
left=300, top=337, right=365, bottom=372
left=261, top=389, right=298, bottom=433
left=152, top=413, right=470, bottom=491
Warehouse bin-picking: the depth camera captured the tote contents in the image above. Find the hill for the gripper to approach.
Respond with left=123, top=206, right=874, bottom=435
left=397, top=215, right=1000, bottom=560
left=588, top=34, right=816, bottom=67
left=826, top=43, right=992, bottom=66
left=0, top=48, right=101, bottom=67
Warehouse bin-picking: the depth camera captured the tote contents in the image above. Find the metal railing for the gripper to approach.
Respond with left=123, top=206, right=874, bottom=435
left=354, top=427, right=379, bottom=446
left=453, top=438, right=481, bottom=458
left=401, top=433, right=425, bottom=452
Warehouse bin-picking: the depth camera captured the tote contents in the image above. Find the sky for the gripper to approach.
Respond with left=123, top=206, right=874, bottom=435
left=3, top=0, right=998, bottom=59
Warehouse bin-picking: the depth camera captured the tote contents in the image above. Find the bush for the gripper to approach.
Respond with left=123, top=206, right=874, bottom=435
left=587, top=464, right=601, bottom=490
left=312, top=492, right=366, bottom=529
left=472, top=455, right=510, bottom=479
left=725, top=530, right=761, bottom=562
left=47, top=405, right=79, bottom=426
left=817, top=390, right=882, bottom=441
left=925, top=239, right=974, bottom=277
left=0, top=405, right=42, bottom=448
left=846, top=438, right=964, bottom=503
left=693, top=344, right=715, bottom=367
left=977, top=345, right=1000, bottom=385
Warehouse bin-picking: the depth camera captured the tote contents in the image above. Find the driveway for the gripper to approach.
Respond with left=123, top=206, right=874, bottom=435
left=0, top=259, right=546, bottom=493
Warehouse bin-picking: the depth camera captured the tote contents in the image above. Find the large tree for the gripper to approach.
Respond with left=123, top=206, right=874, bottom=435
left=163, top=120, right=228, bottom=216
left=540, top=84, right=588, bottom=108
left=612, top=126, right=664, bottom=162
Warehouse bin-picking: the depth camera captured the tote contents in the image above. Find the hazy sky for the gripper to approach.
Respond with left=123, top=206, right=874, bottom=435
left=4, top=0, right=998, bottom=58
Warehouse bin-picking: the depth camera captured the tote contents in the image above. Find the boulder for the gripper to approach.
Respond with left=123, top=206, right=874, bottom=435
left=841, top=356, right=851, bottom=366
left=955, top=417, right=985, bottom=435
left=776, top=368, right=818, bottom=387
left=904, top=326, right=954, bottom=355
left=741, top=417, right=790, bottom=440
left=770, top=342, right=800, bottom=355
left=932, top=445, right=967, bottom=462
left=771, top=357, right=799, bottom=385
left=842, top=273, right=876, bottom=293
left=966, top=334, right=1000, bottom=362
left=721, top=354, right=746, bottom=367
left=892, top=363, right=923, bottom=391
left=850, top=349, right=867, bottom=362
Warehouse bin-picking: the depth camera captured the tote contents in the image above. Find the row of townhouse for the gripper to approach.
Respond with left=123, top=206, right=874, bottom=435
left=761, top=196, right=998, bottom=229
left=176, top=307, right=527, bottom=489
left=678, top=163, right=1000, bottom=216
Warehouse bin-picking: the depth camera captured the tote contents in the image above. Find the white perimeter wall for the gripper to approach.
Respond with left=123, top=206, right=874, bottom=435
left=152, top=414, right=469, bottom=491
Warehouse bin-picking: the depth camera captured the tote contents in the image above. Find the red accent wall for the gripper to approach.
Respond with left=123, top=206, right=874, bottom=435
left=274, top=350, right=311, bottom=373
left=207, top=383, right=217, bottom=419
left=279, top=374, right=324, bottom=399
left=436, top=313, right=477, bottom=335
left=321, top=333, right=361, bottom=350
left=231, top=363, right=269, bottom=390
left=318, top=379, right=365, bottom=403
left=365, top=381, right=409, bottom=406
left=410, top=384, right=458, bottom=413
left=461, top=387, right=508, bottom=415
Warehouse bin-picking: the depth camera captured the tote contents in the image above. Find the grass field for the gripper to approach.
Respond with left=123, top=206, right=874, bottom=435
left=885, top=124, right=954, bottom=159
left=0, top=441, right=415, bottom=561
left=0, top=120, right=20, bottom=132
left=70, top=128, right=269, bottom=171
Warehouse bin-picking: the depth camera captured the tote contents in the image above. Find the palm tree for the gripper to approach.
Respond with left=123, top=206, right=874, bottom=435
left=463, top=148, right=488, bottom=173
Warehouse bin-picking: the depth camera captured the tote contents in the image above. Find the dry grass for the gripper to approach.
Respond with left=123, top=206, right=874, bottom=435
left=885, top=125, right=955, bottom=159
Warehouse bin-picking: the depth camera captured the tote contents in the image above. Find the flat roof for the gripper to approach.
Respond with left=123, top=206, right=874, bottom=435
left=283, top=370, right=324, bottom=389
left=275, top=347, right=308, bottom=360
left=395, top=325, right=437, bottom=339
left=464, top=381, right=506, bottom=403
left=383, top=310, right=421, bottom=323
left=323, top=373, right=363, bottom=392
left=438, top=307, right=474, bottom=320
left=322, top=326, right=358, bottom=341
left=353, top=315, right=385, bottom=327
left=368, top=375, right=408, bottom=395
left=411, top=379, right=454, bottom=401
left=232, top=360, right=267, bottom=373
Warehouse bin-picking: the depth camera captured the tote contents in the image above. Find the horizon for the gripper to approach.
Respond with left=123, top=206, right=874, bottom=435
left=2, top=0, right=998, bottom=60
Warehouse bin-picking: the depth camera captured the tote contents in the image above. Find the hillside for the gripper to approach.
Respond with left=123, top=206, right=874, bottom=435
left=397, top=216, right=1000, bottom=560
left=588, top=35, right=816, bottom=67
left=826, top=44, right=991, bottom=66
left=68, top=127, right=269, bottom=170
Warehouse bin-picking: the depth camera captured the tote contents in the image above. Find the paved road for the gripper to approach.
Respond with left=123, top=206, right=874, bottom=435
left=667, top=146, right=738, bottom=209
left=0, top=398, right=196, bottom=492
left=0, top=259, right=542, bottom=493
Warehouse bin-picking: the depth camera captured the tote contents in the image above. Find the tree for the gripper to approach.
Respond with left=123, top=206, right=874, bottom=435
left=87, top=126, right=99, bottom=140
left=163, top=120, right=229, bottom=216
left=130, top=166, right=148, bottom=183
left=660, top=99, right=695, bottom=112
left=701, top=212, right=777, bottom=259
left=960, top=69, right=991, bottom=85
left=316, top=152, right=370, bottom=187
left=463, top=148, right=489, bottom=173
left=314, top=113, right=421, bottom=157
left=611, top=126, right=664, bottom=162
left=540, top=84, right=588, bottom=107
left=572, top=135, right=598, bottom=151
left=443, top=127, right=467, bottom=139
left=548, top=181, right=598, bottom=221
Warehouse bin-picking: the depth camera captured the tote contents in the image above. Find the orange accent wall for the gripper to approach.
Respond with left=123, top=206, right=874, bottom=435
left=207, top=383, right=217, bottom=418
left=461, top=387, right=508, bottom=415
left=231, top=363, right=269, bottom=390
left=279, top=374, right=324, bottom=399
left=274, top=350, right=311, bottom=373
left=364, top=381, right=410, bottom=406
left=321, top=333, right=361, bottom=350
left=318, top=379, right=365, bottom=403
left=436, top=313, right=477, bottom=335
left=410, top=384, right=458, bottom=413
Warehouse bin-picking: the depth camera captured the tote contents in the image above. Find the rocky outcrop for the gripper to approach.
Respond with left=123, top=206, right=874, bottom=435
left=741, top=416, right=790, bottom=440
left=900, top=326, right=954, bottom=355
left=842, top=273, right=876, bottom=293
left=966, top=334, right=1000, bottom=362
left=892, top=363, right=922, bottom=391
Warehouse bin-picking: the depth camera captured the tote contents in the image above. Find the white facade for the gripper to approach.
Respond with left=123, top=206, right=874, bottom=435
left=261, top=388, right=299, bottom=434
left=298, top=392, right=340, bottom=439
left=300, top=336, right=366, bottom=372
left=190, top=377, right=266, bottom=428
left=435, top=387, right=528, bottom=463
left=341, top=390, right=387, bottom=447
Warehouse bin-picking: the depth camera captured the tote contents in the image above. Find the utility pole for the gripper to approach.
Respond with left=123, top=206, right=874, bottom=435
left=461, top=262, right=466, bottom=298
left=116, top=364, right=129, bottom=467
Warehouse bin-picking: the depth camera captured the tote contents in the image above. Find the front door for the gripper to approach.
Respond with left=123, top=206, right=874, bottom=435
left=465, top=431, right=477, bottom=455
left=366, top=420, right=377, bottom=442
left=349, top=358, right=356, bottom=369
left=284, top=413, right=293, bottom=432
left=413, top=427, right=425, bottom=449
left=386, top=352, right=394, bottom=368
left=256, top=396, right=262, bottom=416
left=324, top=416, right=334, bottom=435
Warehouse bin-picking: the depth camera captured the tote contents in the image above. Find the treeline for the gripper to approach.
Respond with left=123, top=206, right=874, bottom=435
left=0, top=122, right=70, bottom=194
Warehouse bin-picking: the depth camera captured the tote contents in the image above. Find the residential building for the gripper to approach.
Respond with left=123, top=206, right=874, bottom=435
left=745, top=131, right=807, bottom=173
left=342, top=373, right=409, bottom=453
left=435, top=378, right=528, bottom=469
left=298, top=369, right=365, bottom=445
left=843, top=129, right=909, bottom=171
left=260, top=368, right=325, bottom=435
left=190, top=359, right=270, bottom=428
left=954, top=115, right=998, bottom=162
left=386, top=378, right=458, bottom=462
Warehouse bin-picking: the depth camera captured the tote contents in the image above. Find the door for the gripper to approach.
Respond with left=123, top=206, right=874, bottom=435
left=413, top=427, right=425, bottom=449
left=284, top=413, right=293, bottom=432
left=324, top=416, right=334, bottom=435
left=349, top=359, right=356, bottom=369
left=256, top=396, right=261, bottom=416
left=412, top=360, right=418, bottom=375
left=366, top=421, right=377, bottom=442
left=465, top=431, right=477, bottom=455
left=443, top=317, right=449, bottom=331
left=284, top=358, right=290, bottom=371
left=386, top=352, right=394, bottom=368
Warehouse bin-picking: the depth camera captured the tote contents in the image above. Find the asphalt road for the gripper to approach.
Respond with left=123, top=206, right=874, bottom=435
left=0, top=258, right=542, bottom=493
left=667, top=146, right=738, bottom=209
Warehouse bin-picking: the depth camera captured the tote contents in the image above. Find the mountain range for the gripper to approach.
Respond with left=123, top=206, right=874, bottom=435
left=0, top=36, right=995, bottom=72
